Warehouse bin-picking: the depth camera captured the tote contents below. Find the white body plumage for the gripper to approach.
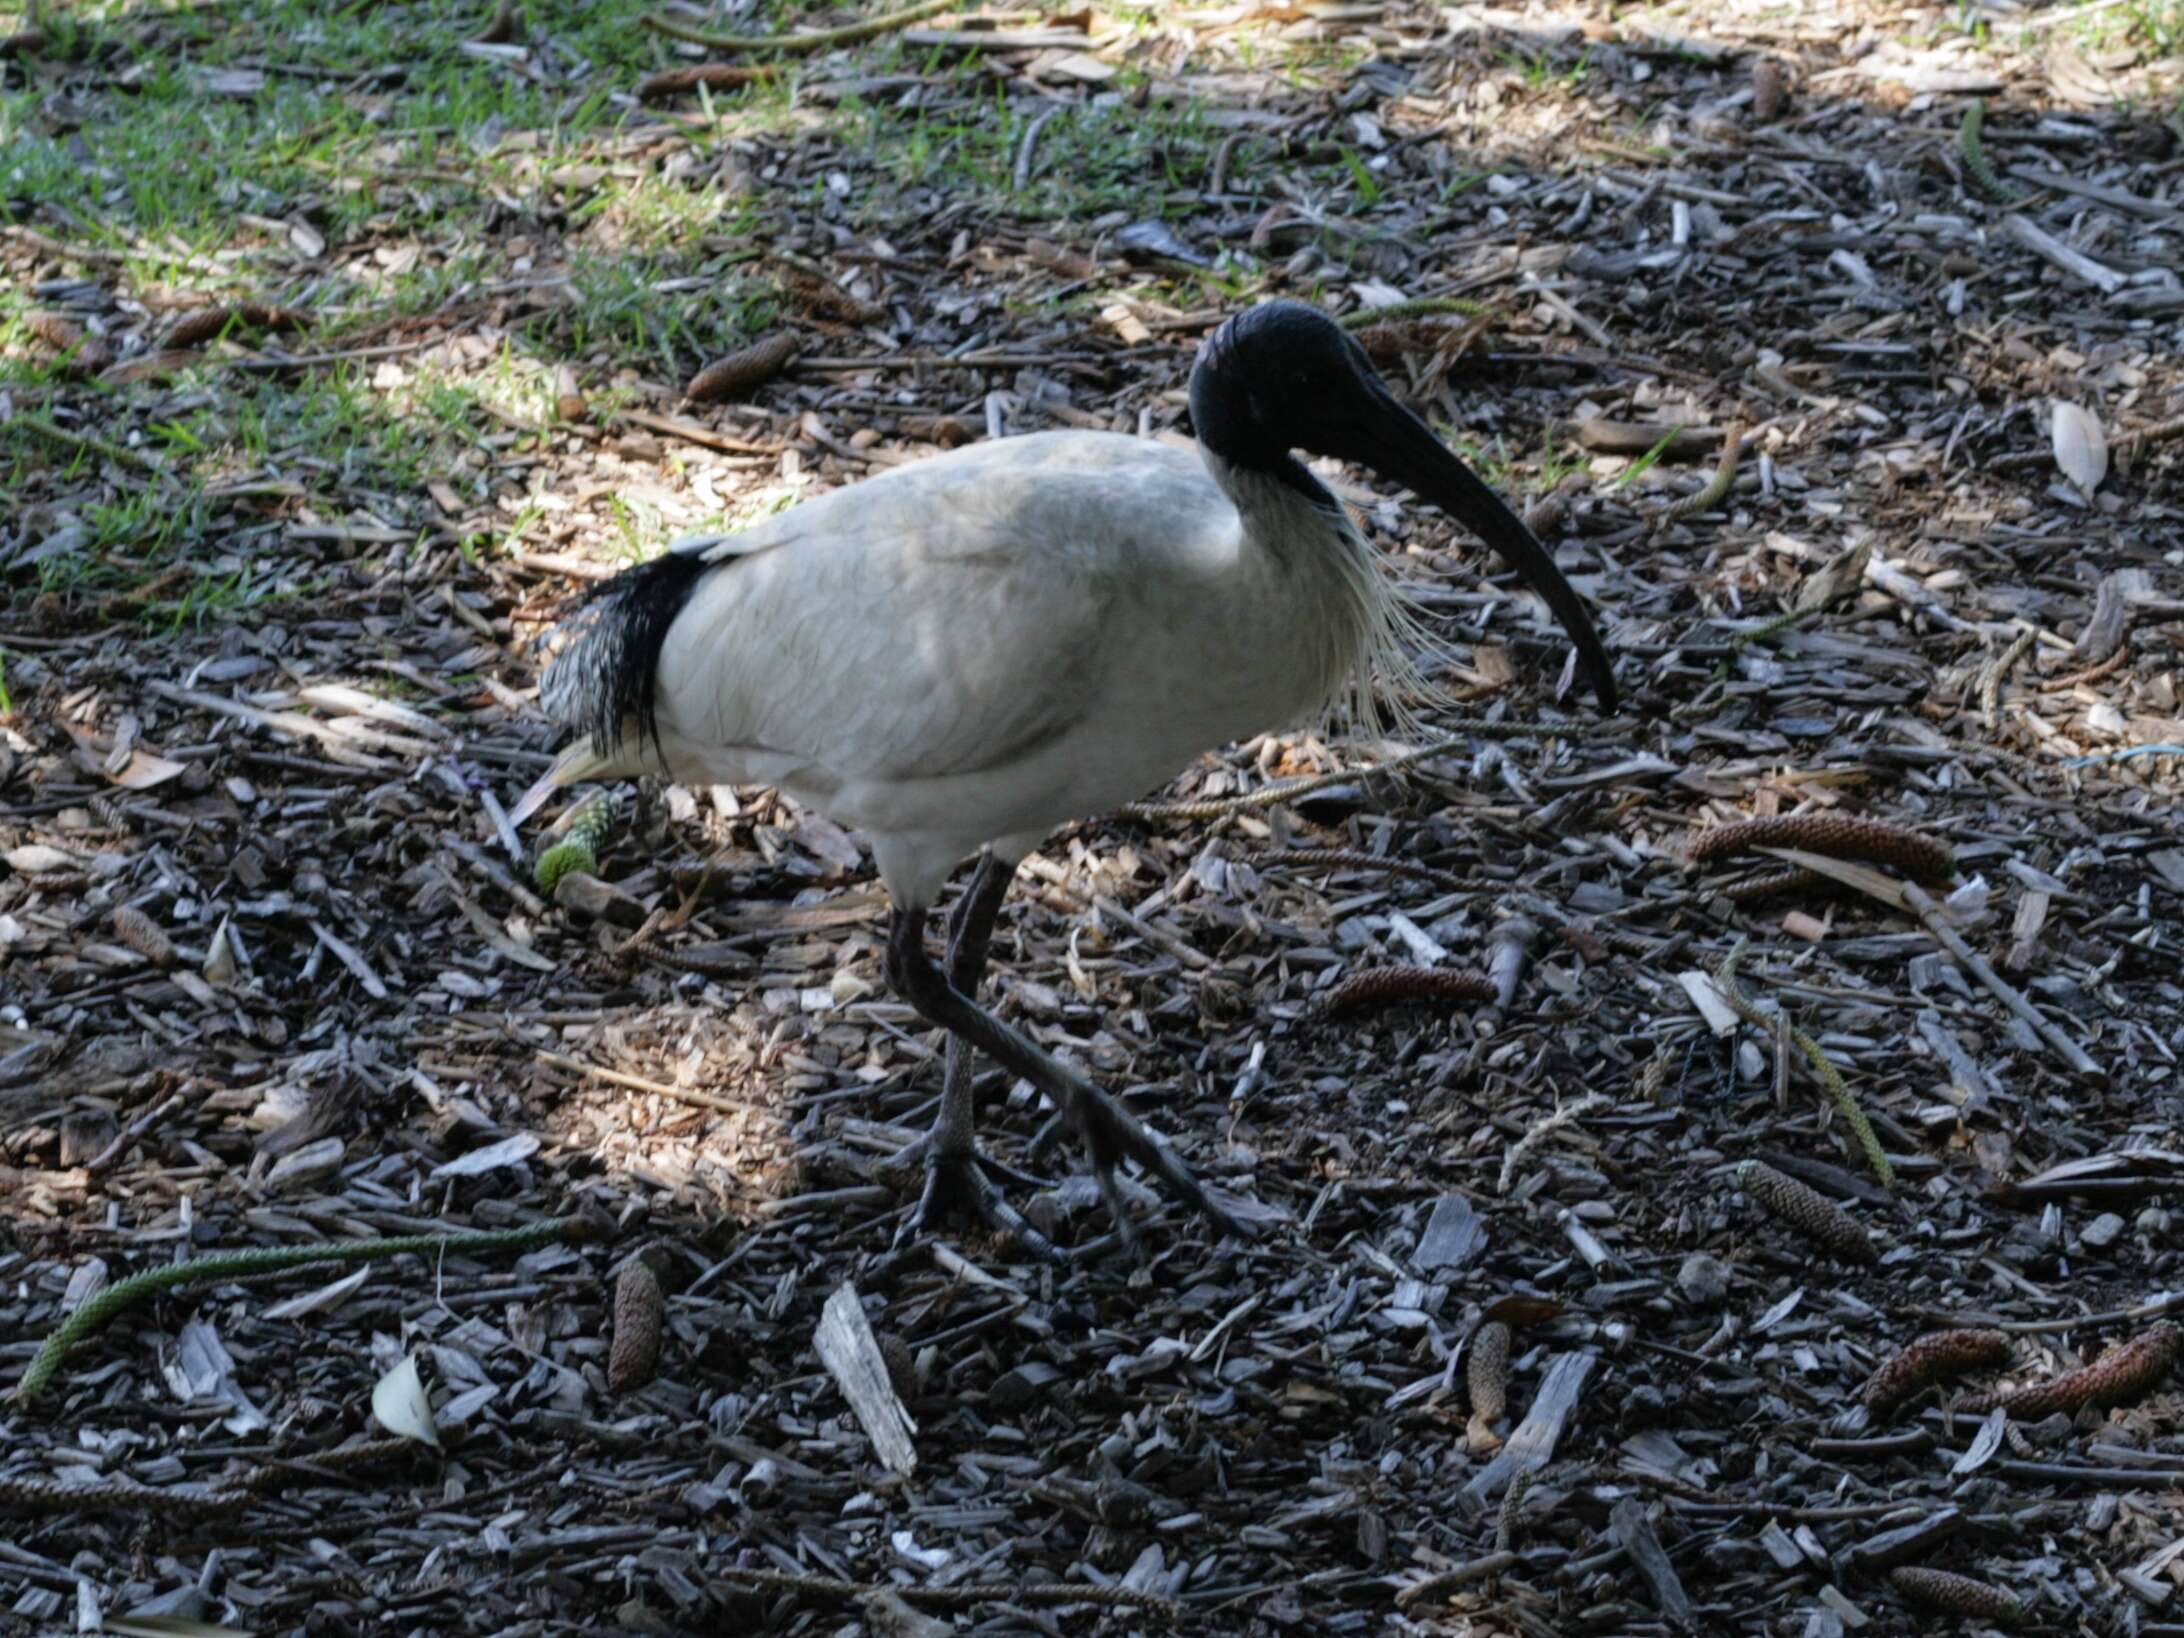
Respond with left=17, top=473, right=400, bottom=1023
left=531, top=430, right=1415, bottom=908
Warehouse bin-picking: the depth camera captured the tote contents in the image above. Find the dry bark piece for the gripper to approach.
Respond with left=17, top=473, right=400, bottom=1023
left=635, top=62, right=777, bottom=101
left=110, top=906, right=177, bottom=967
left=1889, top=1567, right=2024, bottom=1623
left=1957, top=1324, right=2181, bottom=1417
left=168, top=302, right=312, bottom=348
left=686, top=332, right=800, bottom=403
left=1738, top=1160, right=1879, bottom=1264
left=1324, top=965, right=1494, bottom=1015
left=1688, top=814, right=1952, bottom=883
left=25, top=310, right=84, bottom=350
left=1466, top=1320, right=1511, bottom=1452
left=1752, top=57, right=1787, bottom=119
left=1862, top=1330, right=2011, bottom=1415
left=607, top=1260, right=664, bottom=1392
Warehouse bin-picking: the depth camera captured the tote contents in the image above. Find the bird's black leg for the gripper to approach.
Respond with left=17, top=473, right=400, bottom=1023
left=886, top=899, right=1247, bottom=1256
left=888, top=853, right=1056, bottom=1257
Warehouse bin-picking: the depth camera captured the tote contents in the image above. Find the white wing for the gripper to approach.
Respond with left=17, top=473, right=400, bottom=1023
left=652, top=432, right=1225, bottom=786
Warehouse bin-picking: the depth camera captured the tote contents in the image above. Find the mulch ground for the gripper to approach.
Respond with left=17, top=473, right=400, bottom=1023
left=5, top=1, right=2184, bottom=1633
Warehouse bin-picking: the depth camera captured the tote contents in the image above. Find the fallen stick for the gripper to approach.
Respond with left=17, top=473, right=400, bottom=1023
left=1757, top=849, right=2099, bottom=1078
left=643, top=0, right=957, bottom=53
left=1902, top=881, right=2098, bottom=1076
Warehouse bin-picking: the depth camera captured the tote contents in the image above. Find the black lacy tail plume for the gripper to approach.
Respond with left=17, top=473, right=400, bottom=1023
left=538, top=549, right=710, bottom=760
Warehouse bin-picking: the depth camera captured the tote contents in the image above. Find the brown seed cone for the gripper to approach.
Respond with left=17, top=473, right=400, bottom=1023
left=1751, top=58, right=1787, bottom=121
left=1861, top=1329, right=2011, bottom=1416
left=169, top=302, right=311, bottom=349
left=1688, top=814, right=1953, bottom=883
left=635, top=62, right=776, bottom=101
left=1889, top=1567, right=2023, bottom=1623
left=1957, top=1324, right=2182, bottom=1418
left=111, top=905, right=177, bottom=967
left=607, top=1261, right=664, bottom=1393
left=1737, top=1160, right=1879, bottom=1264
left=686, top=332, right=799, bottom=403
left=1324, top=965, right=1495, bottom=1015
left=1723, top=866, right=1825, bottom=904
left=1466, top=1321, right=1511, bottom=1451
left=777, top=265, right=886, bottom=326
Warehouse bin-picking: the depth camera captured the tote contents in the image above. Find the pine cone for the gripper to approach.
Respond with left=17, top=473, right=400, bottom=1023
left=607, top=1261, right=664, bottom=1393
left=1957, top=1324, right=2181, bottom=1418
left=686, top=332, right=799, bottom=403
left=110, top=905, right=177, bottom=967
left=777, top=266, right=885, bottom=326
left=169, top=302, right=310, bottom=349
left=1751, top=58, right=1788, bottom=121
left=1862, top=1330, right=2011, bottom=1416
left=1889, top=1566, right=2023, bottom=1623
left=1324, top=966, right=1495, bottom=1015
left=1688, top=815, right=1953, bottom=883
left=1738, top=1161, right=1879, bottom=1264
left=1466, top=1321, right=1510, bottom=1452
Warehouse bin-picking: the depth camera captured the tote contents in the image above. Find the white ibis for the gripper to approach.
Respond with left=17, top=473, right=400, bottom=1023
left=513, top=300, right=1616, bottom=1258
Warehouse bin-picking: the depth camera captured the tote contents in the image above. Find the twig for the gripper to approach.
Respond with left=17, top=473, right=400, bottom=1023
left=14, top=1222, right=584, bottom=1403
left=642, top=0, right=957, bottom=53
left=1121, top=726, right=1590, bottom=823
left=1013, top=104, right=1063, bottom=193
left=11, top=413, right=165, bottom=473
left=1497, top=1093, right=1606, bottom=1193
left=536, top=1049, right=771, bottom=1115
left=715, top=1566, right=1182, bottom=1618
left=1901, top=882, right=2098, bottom=1075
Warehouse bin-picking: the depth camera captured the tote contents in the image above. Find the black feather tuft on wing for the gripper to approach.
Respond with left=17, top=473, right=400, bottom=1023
left=537, top=547, right=711, bottom=762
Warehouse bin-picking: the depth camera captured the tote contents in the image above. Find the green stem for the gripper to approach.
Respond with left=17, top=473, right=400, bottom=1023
left=641, top=0, right=957, bottom=54
left=1717, top=940, right=1893, bottom=1187
left=1959, top=101, right=2022, bottom=205
left=14, top=1220, right=584, bottom=1404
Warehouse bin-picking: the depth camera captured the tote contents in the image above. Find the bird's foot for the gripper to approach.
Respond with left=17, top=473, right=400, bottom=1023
left=887, top=1139, right=1064, bottom=1263
left=1067, top=1085, right=1250, bottom=1255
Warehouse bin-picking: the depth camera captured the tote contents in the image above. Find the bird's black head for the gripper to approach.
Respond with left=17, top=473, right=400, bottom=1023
left=1187, top=300, right=1618, bottom=714
left=1189, top=301, right=1384, bottom=477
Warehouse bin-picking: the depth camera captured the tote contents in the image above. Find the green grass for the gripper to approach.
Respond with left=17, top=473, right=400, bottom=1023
left=0, top=0, right=1413, bottom=625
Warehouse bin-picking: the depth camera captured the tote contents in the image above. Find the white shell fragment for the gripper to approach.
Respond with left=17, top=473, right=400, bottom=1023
left=2051, top=401, right=2108, bottom=494
left=371, top=1353, right=441, bottom=1448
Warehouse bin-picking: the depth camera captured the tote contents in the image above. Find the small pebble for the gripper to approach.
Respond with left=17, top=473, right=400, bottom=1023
left=1679, top=1252, right=1733, bottom=1305
left=2081, top=1212, right=2127, bottom=1251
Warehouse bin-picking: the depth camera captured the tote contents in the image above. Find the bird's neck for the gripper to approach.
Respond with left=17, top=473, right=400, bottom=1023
left=1198, top=448, right=1352, bottom=569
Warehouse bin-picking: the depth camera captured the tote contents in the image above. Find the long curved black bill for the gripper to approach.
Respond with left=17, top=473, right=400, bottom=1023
left=1367, top=399, right=1618, bottom=714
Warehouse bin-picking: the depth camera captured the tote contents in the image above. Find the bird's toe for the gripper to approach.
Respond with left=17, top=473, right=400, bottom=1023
left=895, top=1144, right=1065, bottom=1263
left=1071, top=1088, right=1251, bottom=1245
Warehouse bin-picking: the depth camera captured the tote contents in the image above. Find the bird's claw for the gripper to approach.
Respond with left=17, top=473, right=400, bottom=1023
left=889, top=1141, right=1065, bottom=1263
left=1069, top=1086, right=1251, bottom=1251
